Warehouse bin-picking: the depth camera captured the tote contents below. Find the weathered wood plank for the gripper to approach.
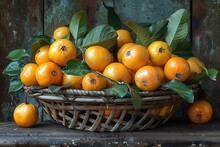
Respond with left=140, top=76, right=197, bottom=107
left=1, top=120, right=220, bottom=146
left=192, top=0, right=220, bottom=117
left=0, top=0, right=43, bottom=121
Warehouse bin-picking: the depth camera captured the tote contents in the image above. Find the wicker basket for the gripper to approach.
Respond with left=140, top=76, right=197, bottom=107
left=25, top=84, right=199, bottom=132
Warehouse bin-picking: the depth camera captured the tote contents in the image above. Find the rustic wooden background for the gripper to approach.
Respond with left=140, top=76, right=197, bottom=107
left=0, top=0, right=219, bottom=121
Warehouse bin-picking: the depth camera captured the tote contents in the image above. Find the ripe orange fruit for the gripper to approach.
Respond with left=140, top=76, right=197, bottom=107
left=13, top=102, right=38, bottom=128
left=103, top=62, right=131, bottom=87
left=188, top=56, right=205, bottom=67
left=62, top=73, right=84, bottom=89
left=122, top=44, right=149, bottom=71
left=85, top=46, right=112, bottom=72
left=153, top=66, right=165, bottom=85
left=187, top=100, right=213, bottom=124
left=53, top=26, right=71, bottom=40
left=117, top=43, right=135, bottom=63
left=35, top=62, right=63, bottom=87
left=150, top=105, right=174, bottom=117
left=116, top=29, right=134, bottom=49
left=187, top=59, right=203, bottom=80
left=20, top=63, right=38, bottom=86
left=104, top=109, right=121, bottom=119
left=49, top=39, right=76, bottom=66
left=135, top=65, right=161, bottom=91
left=147, top=41, right=172, bottom=66
left=35, top=45, right=51, bottom=65
left=82, top=72, right=106, bottom=91
left=164, top=57, right=191, bottom=82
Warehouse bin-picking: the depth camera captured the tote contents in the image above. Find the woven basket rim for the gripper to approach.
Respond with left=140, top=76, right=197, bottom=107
left=24, top=84, right=199, bottom=103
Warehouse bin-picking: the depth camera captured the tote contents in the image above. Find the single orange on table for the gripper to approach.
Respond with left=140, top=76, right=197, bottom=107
left=20, top=63, right=38, bottom=86
left=187, top=100, right=213, bottom=124
left=35, top=62, right=63, bottom=87
left=13, top=102, right=38, bottom=128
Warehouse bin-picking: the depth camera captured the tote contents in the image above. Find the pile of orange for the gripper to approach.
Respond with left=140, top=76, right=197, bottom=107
left=21, top=27, right=205, bottom=91
left=17, top=26, right=209, bottom=122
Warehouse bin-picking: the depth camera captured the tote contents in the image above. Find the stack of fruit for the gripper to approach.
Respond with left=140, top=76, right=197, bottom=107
left=3, top=7, right=218, bottom=128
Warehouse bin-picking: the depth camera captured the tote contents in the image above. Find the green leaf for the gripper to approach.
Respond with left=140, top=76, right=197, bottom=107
left=9, top=78, right=23, bottom=93
left=125, top=21, right=150, bottom=47
left=69, top=11, right=88, bottom=40
left=103, top=1, right=122, bottom=30
left=148, top=20, right=168, bottom=44
left=62, top=59, right=91, bottom=76
left=31, top=35, right=55, bottom=45
left=48, top=83, right=71, bottom=93
left=165, top=9, right=189, bottom=50
left=174, top=51, right=193, bottom=59
left=6, top=49, right=30, bottom=61
left=104, top=84, right=128, bottom=97
left=207, top=68, right=218, bottom=81
left=173, top=39, right=192, bottom=52
left=129, top=85, right=142, bottom=110
left=187, top=67, right=218, bottom=84
left=2, top=61, right=25, bottom=76
left=161, top=79, right=194, bottom=103
left=82, top=24, right=117, bottom=49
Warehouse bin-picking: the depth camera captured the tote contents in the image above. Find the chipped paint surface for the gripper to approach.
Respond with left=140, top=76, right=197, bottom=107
left=192, top=0, right=220, bottom=116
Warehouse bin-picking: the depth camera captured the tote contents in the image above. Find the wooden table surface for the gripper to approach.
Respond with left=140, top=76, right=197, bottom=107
left=0, top=119, right=220, bottom=147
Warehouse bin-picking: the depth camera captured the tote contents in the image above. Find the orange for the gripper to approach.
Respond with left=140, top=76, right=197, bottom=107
left=104, top=109, right=121, bottom=119
left=20, top=63, right=38, bottom=86
left=129, top=69, right=136, bottom=84
left=116, top=29, right=134, bottom=49
left=35, top=45, right=51, bottom=65
left=188, top=56, right=205, bottom=67
left=49, top=39, right=76, bottom=66
left=153, top=66, right=165, bottom=85
left=13, top=102, right=38, bottom=128
left=187, top=100, right=213, bottom=124
left=147, top=41, right=172, bottom=66
left=35, top=62, right=63, bottom=87
left=164, top=57, right=191, bottom=82
left=62, top=73, right=84, bottom=89
left=187, top=59, right=203, bottom=80
left=103, top=62, right=131, bottom=87
left=82, top=72, right=106, bottom=91
left=117, top=43, right=135, bottom=63
left=122, top=44, right=149, bottom=71
left=135, top=65, right=161, bottom=91
left=85, top=46, right=112, bottom=72
left=151, top=105, right=174, bottom=117
left=53, top=26, right=71, bottom=40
